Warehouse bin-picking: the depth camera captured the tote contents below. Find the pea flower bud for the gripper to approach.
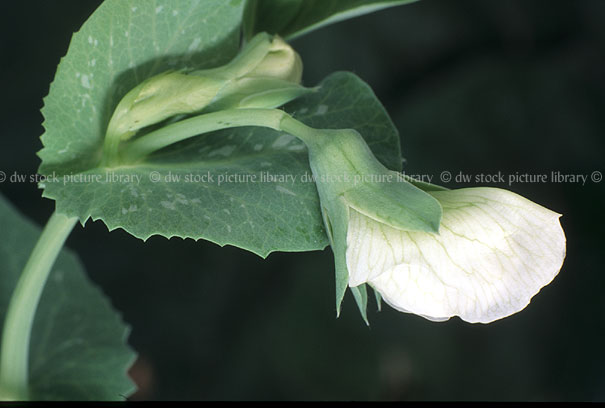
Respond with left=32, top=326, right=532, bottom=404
left=105, top=33, right=307, bottom=149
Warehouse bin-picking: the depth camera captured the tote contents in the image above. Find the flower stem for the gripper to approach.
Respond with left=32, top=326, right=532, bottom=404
left=278, top=113, right=320, bottom=145
left=121, top=108, right=287, bottom=163
left=0, top=212, right=77, bottom=401
left=120, top=108, right=324, bottom=164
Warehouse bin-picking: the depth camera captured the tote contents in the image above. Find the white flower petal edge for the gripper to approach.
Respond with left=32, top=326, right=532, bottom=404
left=346, top=187, right=566, bottom=323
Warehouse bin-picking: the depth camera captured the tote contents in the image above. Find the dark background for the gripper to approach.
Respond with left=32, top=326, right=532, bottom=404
left=1, top=0, right=604, bottom=401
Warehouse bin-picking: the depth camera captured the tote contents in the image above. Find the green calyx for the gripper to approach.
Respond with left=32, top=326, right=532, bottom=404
left=301, top=127, right=443, bottom=234
left=287, top=125, right=443, bottom=318
left=102, top=32, right=308, bottom=166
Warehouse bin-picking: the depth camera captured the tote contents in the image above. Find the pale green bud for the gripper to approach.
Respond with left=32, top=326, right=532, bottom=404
left=105, top=32, right=306, bottom=144
left=246, top=35, right=303, bottom=83
left=106, top=71, right=224, bottom=139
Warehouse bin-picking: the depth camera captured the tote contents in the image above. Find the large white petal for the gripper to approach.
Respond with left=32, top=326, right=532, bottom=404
left=346, top=187, right=566, bottom=323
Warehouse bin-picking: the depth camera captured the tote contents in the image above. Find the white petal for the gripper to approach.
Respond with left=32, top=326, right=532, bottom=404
left=346, top=187, right=566, bottom=323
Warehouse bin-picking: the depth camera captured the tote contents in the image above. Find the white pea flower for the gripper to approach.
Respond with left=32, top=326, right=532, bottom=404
left=346, top=187, right=566, bottom=323
left=297, top=125, right=566, bottom=323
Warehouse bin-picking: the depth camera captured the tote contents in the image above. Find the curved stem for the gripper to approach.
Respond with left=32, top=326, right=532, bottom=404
left=0, top=212, right=77, bottom=401
left=120, top=108, right=323, bottom=164
left=121, top=108, right=286, bottom=163
left=278, top=114, right=319, bottom=144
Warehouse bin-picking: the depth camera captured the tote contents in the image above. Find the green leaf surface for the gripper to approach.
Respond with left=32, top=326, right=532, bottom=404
left=246, top=0, right=420, bottom=40
left=41, top=72, right=402, bottom=257
left=38, top=0, right=402, bottom=256
left=39, top=0, right=246, bottom=176
left=0, top=194, right=135, bottom=400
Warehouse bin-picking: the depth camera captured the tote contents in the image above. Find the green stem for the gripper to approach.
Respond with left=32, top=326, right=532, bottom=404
left=279, top=114, right=319, bottom=144
left=102, top=131, right=121, bottom=167
left=0, top=212, right=77, bottom=401
left=120, top=108, right=321, bottom=163
left=121, top=109, right=283, bottom=162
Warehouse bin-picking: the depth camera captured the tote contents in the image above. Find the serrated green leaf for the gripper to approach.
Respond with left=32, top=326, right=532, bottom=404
left=38, top=1, right=402, bottom=256
left=246, top=0, right=420, bottom=40
left=0, top=194, right=136, bottom=400
left=39, top=0, right=246, bottom=176
left=41, top=72, right=401, bottom=257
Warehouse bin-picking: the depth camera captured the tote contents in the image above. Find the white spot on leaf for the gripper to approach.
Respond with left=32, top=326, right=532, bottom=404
left=208, top=145, right=236, bottom=157
left=81, top=75, right=92, bottom=89
left=276, top=186, right=297, bottom=196
left=272, top=134, right=295, bottom=148
left=160, top=201, right=176, bottom=210
left=175, top=194, right=188, bottom=205
left=288, top=144, right=305, bottom=151
left=316, top=104, right=328, bottom=115
left=188, top=37, right=202, bottom=52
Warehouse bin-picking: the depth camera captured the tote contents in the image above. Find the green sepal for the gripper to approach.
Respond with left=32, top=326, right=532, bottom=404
left=343, top=173, right=442, bottom=234
left=373, top=286, right=382, bottom=312
left=402, top=174, right=449, bottom=192
left=303, top=127, right=442, bottom=234
left=302, top=128, right=387, bottom=197
left=206, top=78, right=313, bottom=112
left=318, top=197, right=350, bottom=317
left=350, top=284, right=369, bottom=326
left=238, top=82, right=313, bottom=108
